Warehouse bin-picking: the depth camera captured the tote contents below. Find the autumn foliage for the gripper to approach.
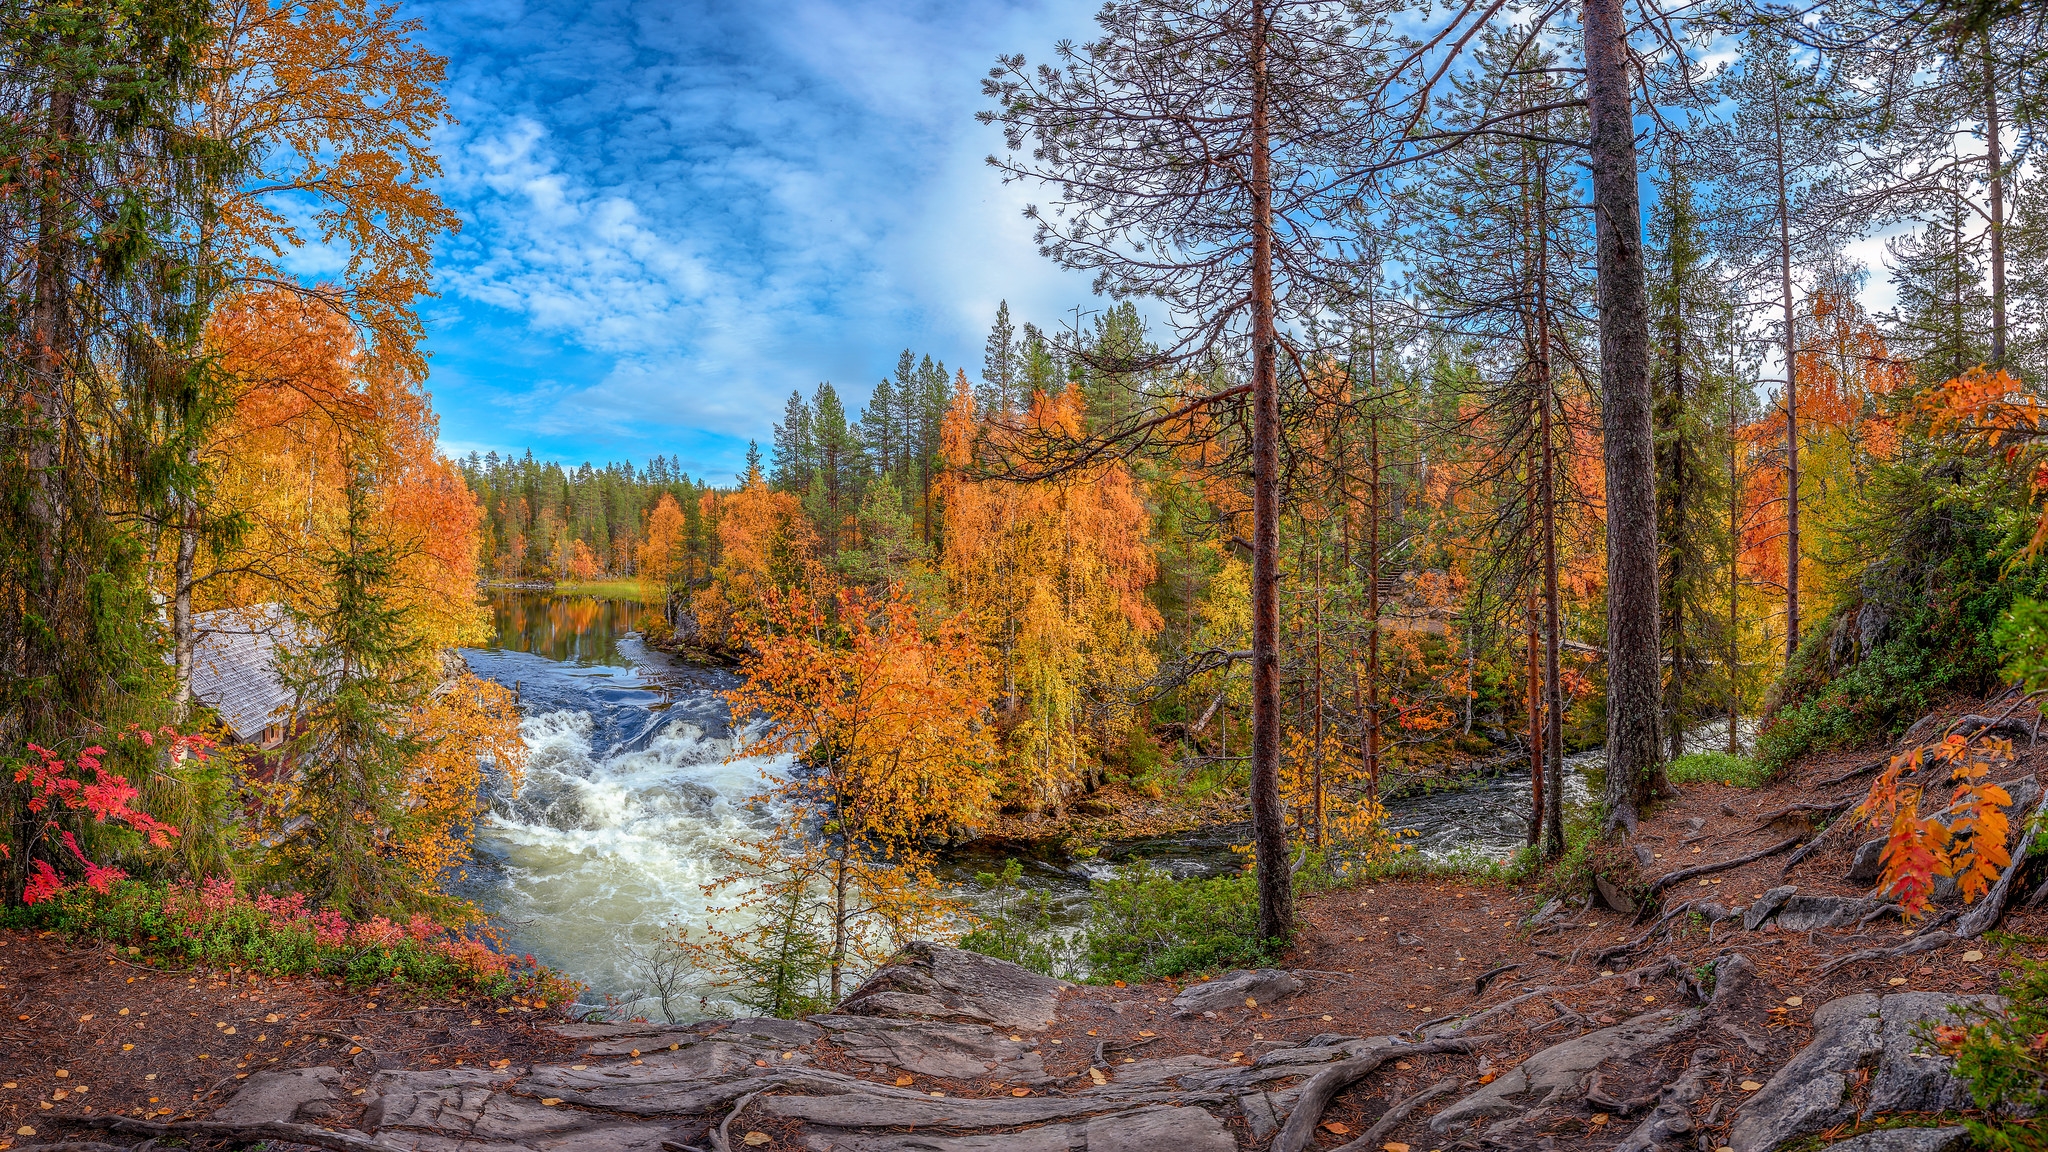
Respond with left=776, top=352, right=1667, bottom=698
left=1857, top=733, right=2015, bottom=916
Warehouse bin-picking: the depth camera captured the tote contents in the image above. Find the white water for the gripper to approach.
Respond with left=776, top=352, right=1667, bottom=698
left=462, top=597, right=792, bottom=1019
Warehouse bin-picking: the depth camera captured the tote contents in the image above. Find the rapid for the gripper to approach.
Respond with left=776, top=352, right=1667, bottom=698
left=458, top=590, right=1609, bottom=1018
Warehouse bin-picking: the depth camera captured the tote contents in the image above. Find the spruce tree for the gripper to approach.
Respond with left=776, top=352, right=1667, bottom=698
left=270, top=457, right=432, bottom=915
left=981, top=301, right=1020, bottom=417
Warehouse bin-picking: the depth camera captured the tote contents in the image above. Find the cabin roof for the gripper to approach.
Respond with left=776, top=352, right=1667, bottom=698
left=189, top=604, right=303, bottom=743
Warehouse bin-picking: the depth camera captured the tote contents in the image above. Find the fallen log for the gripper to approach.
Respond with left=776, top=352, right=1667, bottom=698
left=1648, top=835, right=1804, bottom=893
left=1271, top=1037, right=1489, bottom=1152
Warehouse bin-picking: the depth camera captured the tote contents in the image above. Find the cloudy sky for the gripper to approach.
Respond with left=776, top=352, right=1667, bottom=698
left=413, top=0, right=1101, bottom=479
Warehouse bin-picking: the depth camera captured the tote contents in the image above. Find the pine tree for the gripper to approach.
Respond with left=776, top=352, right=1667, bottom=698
left=772, top=389, right=815, bottom=493
left=981, top=301, right=1020, bottom=417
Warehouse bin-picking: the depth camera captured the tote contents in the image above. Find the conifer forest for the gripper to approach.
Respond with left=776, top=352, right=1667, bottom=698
left=11, top=2, right=2048, bottom=1148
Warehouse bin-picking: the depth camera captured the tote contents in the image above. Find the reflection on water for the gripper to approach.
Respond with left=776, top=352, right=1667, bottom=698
left=481, top=589, right=661, bottom=667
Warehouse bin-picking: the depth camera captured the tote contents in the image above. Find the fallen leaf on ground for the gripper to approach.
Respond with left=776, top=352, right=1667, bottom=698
left=1740, top=1081, right=1763, bottom=1091
left=742, top=1135, right=770, bottom=1147
left=1963, top=951, right=1986, bottom=963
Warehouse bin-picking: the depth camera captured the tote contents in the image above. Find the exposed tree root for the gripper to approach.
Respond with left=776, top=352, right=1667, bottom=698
left=1648, top=835, right=1805, bottom=892
left=1270, top=1036, right=1489, bottom=1152
left=1472, top=963, right=1521, bottom=996
left=1819, top=929, right=1955, bottom=975
left=1329, top=1076, right=1462, bottom=1152
left=1611, top=1048, right=1722, bottom=1152
left=1596, top=902, right=1698, bottom=964
left=79, top=1115, right=398, bottom=1152
left=710, top=1088, right=767, bottom=1152
left=1750, top=798, right=1854, bottom=830
left=1814, top=758, right=1887, bottom=789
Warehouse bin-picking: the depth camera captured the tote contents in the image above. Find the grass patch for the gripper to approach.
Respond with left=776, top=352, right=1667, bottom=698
left=1667, top=750, right=1768, bottom=788
left=8, top=879, right=581, bottom=1004
left=553, top=578, right=661, bottom=603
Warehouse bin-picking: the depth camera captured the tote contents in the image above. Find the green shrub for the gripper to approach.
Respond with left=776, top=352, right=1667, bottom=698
left=1947, top=944, right=2048, bottom=1151
left=957, top=859, right=1079, bottom=978
left=1081, top=862, right=1277, bottom=983
left=1667, top=751, right=1767, bottom=788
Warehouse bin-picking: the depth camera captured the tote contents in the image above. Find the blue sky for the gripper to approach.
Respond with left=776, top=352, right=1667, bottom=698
left=414, top=0, right=1102, bottom=480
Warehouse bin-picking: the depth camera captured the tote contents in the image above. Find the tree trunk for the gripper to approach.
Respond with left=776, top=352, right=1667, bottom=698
left=1537, top=158, right=1566, bottom=859
left=1526, top=481, right=1543, bottom=849
left=173, top=496, right=199, bottom=718
left=1984, top=44, right=2006, bottom=364
left=1584, top=0, right=1663, bottom=831
left=1727, top=345, right=1742, bottom=756
left=1247, top=0, right=1292, bottom=943
left=1772, top=82, right=1800, bottom=662
left=1367, top=414, right=1381, bottom=790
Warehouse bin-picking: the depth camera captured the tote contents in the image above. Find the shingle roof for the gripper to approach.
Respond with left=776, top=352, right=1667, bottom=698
left=189, top=605, right=303, bottom=743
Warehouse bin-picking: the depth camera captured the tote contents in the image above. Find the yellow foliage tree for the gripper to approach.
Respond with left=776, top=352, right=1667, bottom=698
left=697, top=582, right=996, bottom=1006
left=940, top=382, right=1160, bottom=808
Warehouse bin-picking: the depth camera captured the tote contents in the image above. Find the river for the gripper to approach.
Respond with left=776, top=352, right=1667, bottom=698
left=459, top=590, right=1599, bottom=1018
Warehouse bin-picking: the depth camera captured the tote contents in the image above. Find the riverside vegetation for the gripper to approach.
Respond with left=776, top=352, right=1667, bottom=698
left=10, top=0, right=2048, bottom=1148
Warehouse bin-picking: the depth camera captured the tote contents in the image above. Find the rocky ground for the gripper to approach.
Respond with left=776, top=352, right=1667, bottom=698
left=5, top=710, right=2044, bottom=1151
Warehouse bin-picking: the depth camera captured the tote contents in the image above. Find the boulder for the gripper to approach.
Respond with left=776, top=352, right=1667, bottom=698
left=1430, top=1007, right=1701, bottom=1132
left=211, top=1065, right=344, bottom=1124
left=1726, top=994, right=1882, bottom=1152
left=1864, top=992, right=1999, bottom=1116
left=1848, top=838, right=1887, bottom=886
left=810, top=1016, right=1050, bottom=1083
left=1727, top=993, right=1993, bottom=1152
left=837, top=941, right=1068, bottom=1031
left=1170, top=969, right=1302, bottom=1017
left=1775, top=894, right=1890, bottom=931
left=1744, top=885, right=1797, bottom=931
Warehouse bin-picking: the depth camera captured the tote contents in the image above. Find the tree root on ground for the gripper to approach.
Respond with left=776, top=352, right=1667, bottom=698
left=1648, top=835, right=1805, bottom=893
left=710, top=1087, right=767, bottom=1152
left=1819, top=929, right=1955, bottom=975
left=1328, top=1076, right=1462, bottom=1152
left=1750, top=798, right=1854, bottom=831
left=79, top=1115, right=398, bottom=1152
left=1611, top=1048, right=1722, bottom=1152
left=1270, top=1036, right=1490, bottom=1152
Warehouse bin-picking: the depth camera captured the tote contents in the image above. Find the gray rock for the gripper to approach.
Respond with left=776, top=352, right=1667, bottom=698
left=212, top=1065, right=344, bottom=1124
left=1430, top=1007, right=1702, bottom=1132
left=1745, top=885, right=1797, bottom=930
left=363, top=1066, right=511, bottom=1133
left=1821, top=1127, right=1971, bottom=1152
left=1238, top=1091, right=1281, bottom=1142
left=1727, top=994, right=1883, bottom=1152
left=1849, top=838, right=1888, bottom=886
left=1864, top=993, right=2000, bottom=1117
left=520, top=1058, right=843, bottom=1117
left=1776, top=894, right=1888, bottom=931
left=1084, top=1105, right=1236, bottom=1152
left=1170, top=969, right=1303, bottom=1016
left=1728, top=992, right=1993, bottom=1152
left=810, top=1016, right=1050, bottom=1083
left=712, top=1017, right=822, bottom=1049
left=1596, top=874, right=1639, bottom=915
left=838, top=941, right=1068, bottom=1032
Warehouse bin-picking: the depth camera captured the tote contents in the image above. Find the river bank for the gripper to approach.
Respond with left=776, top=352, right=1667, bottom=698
left=11, top=711, right=2043, bottom=1150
